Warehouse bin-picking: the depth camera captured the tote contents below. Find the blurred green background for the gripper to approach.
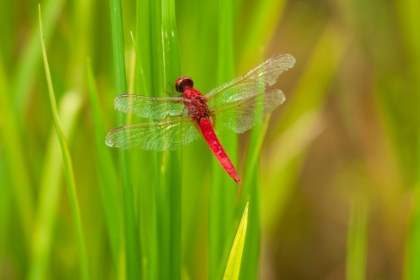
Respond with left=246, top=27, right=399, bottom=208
left=0, top=0, right=419, bottom=279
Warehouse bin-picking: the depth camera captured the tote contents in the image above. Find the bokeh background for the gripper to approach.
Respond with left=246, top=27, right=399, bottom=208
left=0, top=0, right=419, bottom=279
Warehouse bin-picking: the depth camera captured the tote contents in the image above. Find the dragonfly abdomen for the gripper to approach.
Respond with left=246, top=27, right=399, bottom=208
left=198, top=117, right=242, bottom=184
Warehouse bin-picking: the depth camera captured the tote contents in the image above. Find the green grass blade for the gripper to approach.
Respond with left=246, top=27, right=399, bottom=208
left=28, top=91, right=83, bottom=280
left=237, top=114, right=272, bottom=280
left=0, top=49, right=33, bottom=240
left=13, top=0, right=65, bottom=114
left=0, top=150, right=12, bottom=261
left=150, top=1, right=169, bottom=278
left=109, top=0, right=128, bottom=94
left=87, top=60, right=122, bottom=275
left=243, top=114, right=271, bottom=186
left=143, top=0, right=183, bottom=278
left=134, top=0, right=158, bottom=279
left=237, top=0, right=288, bottom=70
left=224, top=203, right=249, bottom=280
left=396, top=0, right=420, bottom=87
left=346, top=198, right=368, bottom=280
left=38, top=6, right=90, bottom=280
left=405, top=186, right=420, bottom=280
left=149, top=0, right=164, bottom=96
left=109, top=0, right=140, bottom=278
left=209, top=0, right=237, bottom=278
left=161, top=0, right=183, bottom=279
left=136, top=0, right=152, bottom=94
left=396, top=1, right=420, bottom=278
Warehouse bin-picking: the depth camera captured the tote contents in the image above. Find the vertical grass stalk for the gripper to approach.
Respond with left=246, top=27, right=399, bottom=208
left=28, top=91, right=83, bottom=280
left=346, top=198, right=368, bottom=280
left=135, top=0, right=158, bottom=279
left=0, top=47, right=33, bottom=241
left=109, top=0, right=140, bottom=278
left=38, top=5, right=90, bottom=280
left=87, top=61, right=122, bottom=276
left=162, top=0, right=183, bottom=279
left=209, top=0, right=237, bottom=278
left=224, top=203, right=249, bottom=280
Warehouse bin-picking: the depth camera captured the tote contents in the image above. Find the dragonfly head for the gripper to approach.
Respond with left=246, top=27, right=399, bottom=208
left=175, top=77, right=194, bottom=93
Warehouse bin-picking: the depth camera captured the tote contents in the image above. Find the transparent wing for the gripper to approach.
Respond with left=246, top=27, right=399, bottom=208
left=211, top=89, right=285, bottom=134
left=105, top=118, right=200, bottom=151
left=114, top=94, right=186, bottom=119
left=206, top=54, right=295, bottom=108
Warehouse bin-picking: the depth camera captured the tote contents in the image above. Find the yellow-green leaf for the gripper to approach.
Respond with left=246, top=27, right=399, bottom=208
left=224, top=203, right=249, bottom=280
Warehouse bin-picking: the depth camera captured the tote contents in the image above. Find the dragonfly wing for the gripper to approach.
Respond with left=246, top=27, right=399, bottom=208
left=206, top=54, right=295, bottom=108
left=105, top=118, right=200, bottom=151
left=211, top=89, right=285, bottom=134
left=114, top=94, right=186, bottom=119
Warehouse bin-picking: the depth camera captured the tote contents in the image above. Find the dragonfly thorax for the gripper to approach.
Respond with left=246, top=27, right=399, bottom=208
left=182, top=87, right=210, bottom=120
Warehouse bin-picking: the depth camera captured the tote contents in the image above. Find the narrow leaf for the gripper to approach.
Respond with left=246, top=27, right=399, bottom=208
left=346, top=198, right=368, bottom=280
left=38, top=5, right=90, bottom=280
left=224, top=203, right=249, bottom=280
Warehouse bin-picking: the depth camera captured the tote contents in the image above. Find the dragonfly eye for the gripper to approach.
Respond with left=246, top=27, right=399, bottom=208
left=175, top=77, right=194, bottom=93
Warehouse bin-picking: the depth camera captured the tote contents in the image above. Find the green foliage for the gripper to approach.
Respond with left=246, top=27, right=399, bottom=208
left=0, top=0, right=417, bottom=279
left=38, top=6, right=89, bottom=280
left=346, top=199, right=368, bottom=280
left=224, top=203, right=249, bottom=280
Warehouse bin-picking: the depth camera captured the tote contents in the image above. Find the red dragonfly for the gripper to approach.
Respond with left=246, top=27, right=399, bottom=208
left=105, top=54, right=296, bottom=184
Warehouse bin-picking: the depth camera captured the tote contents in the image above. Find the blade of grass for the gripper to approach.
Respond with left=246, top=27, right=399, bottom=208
left=136, top=0, right=152, bottom=94
left=175, top=1, right=220, bottom=278
left=149, top=0, right=182, bottom=278
left=237, top=114, right=272, bottom=280
left=237, top=0, right=288, bottom=71
left=396, top=0, right=420, bottom=98
left=28, top=91, right=83, bottom=280
left=109, top=0, right=140, bottom=278
left=238, top=51, right=282, bottom=280
left=224, top=203, right=249, bottom=280
left=109, top=0, right=129, bottom=95
left=346, top=198, right=368, bottom=280
left=242, top=112, right=271, bottom=186
left=178, top=0, right=222, bottom=188
left=13, top=0, right=65, bottom=114
left=128, top=65, right=158, bottom=279
left=404, top=186, right=420, bottom=280
left=149, top=1, right=171, bottom=278
left=135, top=0, right=159, bottom=279
left=39, top=5, right=89, bottom=280
left=209, top=0, right=237, bottom=278
left=161, top=0, right=183, bottom=279
left=396, top=1, right=420, bottom=278
left=87, top=60, right=122, bottom=276
left=149, top=0, right=164, bottom=97
left=0, top=151, right=12, bottom=259
left=0, top=47, right=33, bottom=241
